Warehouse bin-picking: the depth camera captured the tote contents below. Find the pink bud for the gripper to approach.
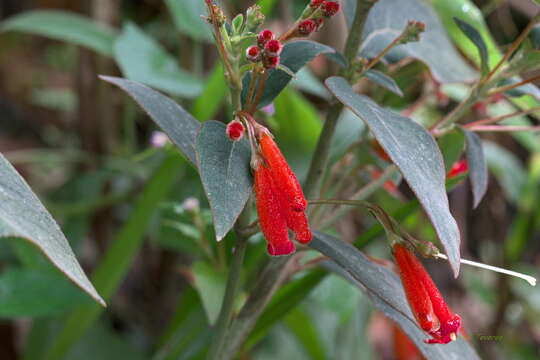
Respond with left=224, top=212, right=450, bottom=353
left=322, top=1, right=340, bottom=17
left=226, top=120, right=245, bottom=141
left=298, top=19, right=318, bottom=36
left=264, top=55, right=280, bottom=69
left=264, top=39, right=283, bottom=57
left=257, top=29, right=274, bottom=48
left=246, top=45, right=261, bottom=62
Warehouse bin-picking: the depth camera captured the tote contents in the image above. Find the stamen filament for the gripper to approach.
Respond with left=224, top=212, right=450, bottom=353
left=435, top=254, right=537, bottom=286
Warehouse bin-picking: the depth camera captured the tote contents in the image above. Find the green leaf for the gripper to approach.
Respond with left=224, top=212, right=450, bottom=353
left=284, top=309, right=327, bottom=360
left=0, top=268, right=92, bottom=317
left=347, top=0, right=477, bottom=83
left=438, top=129, right=465, bottom=172
left=291, top=68, right=331, bottom=99
left=165, top=0, right=213, bottom=42
left=241, top=40, right=336, bottom=108
left=0, top=10, right=117, bottom=56
left=0, top=154, right=104, bottom=306
left=461, top=129, right=488, bottom=208
left=113, top=23, right=203, bottom=98
left=364, top=69, right=403, bottom=96
left=273, top=88, right=322, bottom=151
left=101, top=76, right=200, bottom=165
left=326, top=77, right=461, bottom=276
left=483, top=141, right=525, bottom=204
left=195, top=121, right=252, bottom=241
left=310, top=232, right=480, bottom=360
left=191, top=262, right=227, bottom=325
left=454, top=17, right=489, bottom=76
left=190, top=64, right=227, bottom=121
left=44, top=153, right=184, bottom=360
left=432, top=0, right=501, bottom=69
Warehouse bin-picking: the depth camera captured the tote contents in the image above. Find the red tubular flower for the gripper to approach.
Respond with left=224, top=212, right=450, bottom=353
left=283, top=205, right=312, bottom=244
left=447, top=159, right=468, bottom=179
left=393, top=243, right=461, bottom=344
left=254, top=162, right=296, bottom=256
left=258, top=132, right=307, bottom=212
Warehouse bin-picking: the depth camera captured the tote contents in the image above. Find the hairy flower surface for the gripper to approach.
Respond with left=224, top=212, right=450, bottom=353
left=393, top=243, right=461, bottom=344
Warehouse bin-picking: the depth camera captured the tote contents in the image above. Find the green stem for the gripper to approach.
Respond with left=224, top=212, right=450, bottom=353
left=218, top=2, right=378, bottom=357
left=303, top=0, right=377, bottom=198
left=206, top=229, right=249, bottom=359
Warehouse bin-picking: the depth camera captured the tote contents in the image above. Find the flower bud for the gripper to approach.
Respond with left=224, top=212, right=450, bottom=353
left=226, top=120, right=245, bottom=141
left=310, top=0, right=325, bottom=8
left=322, top=1, right=340, bottom=17
left=264, top=39, right=283, bottom=57
left=246, top=45, right=261, bottom=62
left=398, top=20, right=425, bottom=44
left=298, top=19, right=318, bottom=36
left=447, top=160, right=468, bottom=179
left=263, top=55, right=280, bottom=69
left=246, top=5, right=265, bottom=32
left=257, top=29, right=274, bottom=48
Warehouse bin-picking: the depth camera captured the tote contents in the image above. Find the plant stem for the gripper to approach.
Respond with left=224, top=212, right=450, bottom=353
left=206, top=229, right=249, bottom=359
left=218, top=2, right=377, bottom=358
left=303, top=0, right=377, bottom=199
left=464, top=105, right=540, bottom=128
left=481, top=11, right=540, bottom=85
left=487, top=73, right=540, bottom=96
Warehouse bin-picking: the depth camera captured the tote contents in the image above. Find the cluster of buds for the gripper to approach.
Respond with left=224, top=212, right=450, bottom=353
left=392, top=243, right=461, bottom=344
left=246, top=29, right=283, bottom=69
left=447, top=159, right=468, bottom=179
left=292, top=0, right=341, bottom=38
left=204, top=1, right=226, bottom=27
left=397, top=21, right=426, bottom=45
left=253, top=130, right=312, bottom=256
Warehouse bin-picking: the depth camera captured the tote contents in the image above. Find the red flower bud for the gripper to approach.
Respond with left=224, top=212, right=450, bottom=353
left=259, top=132, right=307, bottom=212
left=310, top=0, right=325, bottom=8
left=393, top=243, right=461, bottom=344
left=254, top=162, right=295, bottom=256
left=298, top=19, right=318, bottom=36
left=257, top=29, right=274, bottom=47
left=447, top=160, right=468, bottom=179
left=226, top=120, right=245, bottom=141
left=472, top=102, right=488, bottom=117
left=322, top=1, right=340, bottom=17
left=264, top=39, right=283, bottom=57
left=263, top=55, right=280, bottom=69
left=246, top=45, right=261, bottom=62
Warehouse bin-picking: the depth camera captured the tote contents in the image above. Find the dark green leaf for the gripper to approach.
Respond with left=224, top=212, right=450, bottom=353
left=165, top=0, right=213, bottom=42
left=191, top=262, right=227, bottom=324
left=113, top=23, right=203, bottom=98
left=241, top=40, right=335, bottom=108
left=347, top=0, right=477, bottom=83
left=438, top=129, right=465, bottom=172
left=364, top=70, right=403, bottom=96
left=0, top=268, right=92, bottom=317
left=461, top=129, right=488, bottom=208
left=483, top=141, right=525, bottom=204
left=0, top=154, right=104, bottom=306
left=195, top=121, right=252, bottom=241
left=310, top=232, right=480, bottom=360
left=454, top=17, right=489, bottom=75
left=101, top=76, right=200, bottom=164
left=0, top=10, right=117, bottom=56
left=326, top=77, right=461, bottom=276
left=190, top=64, right=227, bottom=121
left=530, top=24, right=540, bottom=49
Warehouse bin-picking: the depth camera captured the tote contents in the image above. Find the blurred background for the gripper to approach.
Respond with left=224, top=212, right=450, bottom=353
left=0, top=0, right=539, bottom=359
